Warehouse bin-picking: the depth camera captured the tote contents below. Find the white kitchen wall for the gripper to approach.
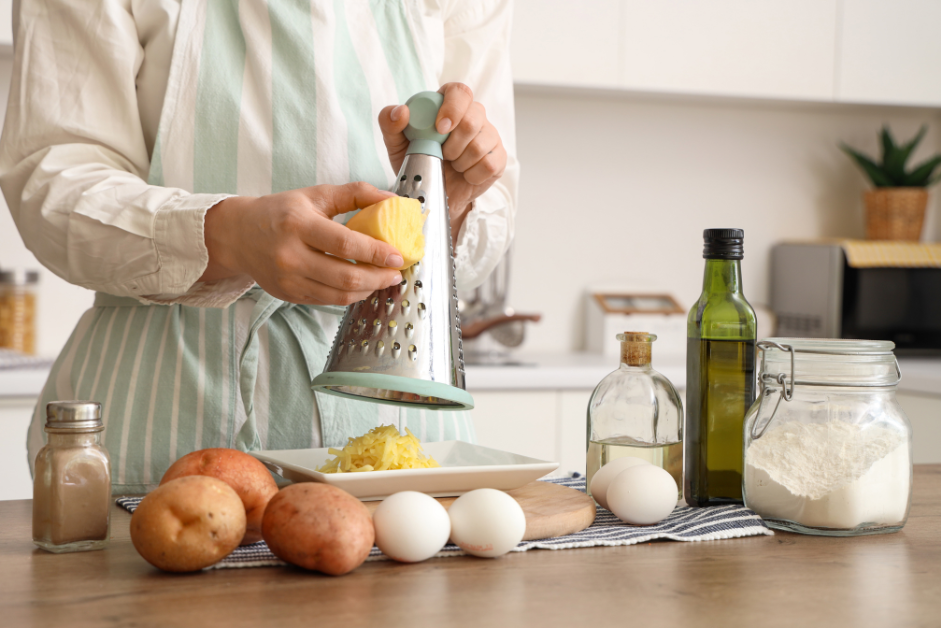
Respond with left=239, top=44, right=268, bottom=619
left=3, top=62, right=941, bottom=359
left=509, top=86, right=941, bottom=352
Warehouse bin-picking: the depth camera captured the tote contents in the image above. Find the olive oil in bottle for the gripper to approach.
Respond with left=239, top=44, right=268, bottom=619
left=685, top=229, right=757, bottom=507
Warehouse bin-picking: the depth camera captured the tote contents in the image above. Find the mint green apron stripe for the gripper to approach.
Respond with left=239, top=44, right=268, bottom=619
left=75, top=309, right=116, bottom=399
left=333, top=0, right=386, bottom=186
left=202, top=307, right=225, bottom=450
left=227, top=304, right=238, bottom=448
left=99, top=307, right=142, bottom=469
left=368, top=0, right=426, bottom=102
left=115, top=306, right=156, bottom=485
left=89, top=308, right=132, bottom=405
left=193, top=0, right=245, bottom=194
left=265, top=313, right=314, bottom=449
left=85, top=308, right=123, bottom=402
left=127, top=310, right=172, bottom=488
left=148, top=130, right=165, bottom=187
left=147, top=313, right=182, bottom=485
left=71, top=311, right=106, bottom=397
left=171, top=308, right=202, bottom=461
left=268, top=0, right=318, bottom=193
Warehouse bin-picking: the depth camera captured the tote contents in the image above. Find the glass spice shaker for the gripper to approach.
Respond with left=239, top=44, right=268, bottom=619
left=0, top=269, right=39, bottom=355
left=33, top=401, right=111, bottom=553
left=587, top=332, right=684, bottom=500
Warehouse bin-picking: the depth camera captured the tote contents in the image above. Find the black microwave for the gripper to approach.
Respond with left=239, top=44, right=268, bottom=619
left=770, top=243, right=941, bottom=353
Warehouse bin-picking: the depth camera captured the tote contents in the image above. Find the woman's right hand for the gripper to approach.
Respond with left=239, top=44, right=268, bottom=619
left=200, top=182, right=405, bottom=306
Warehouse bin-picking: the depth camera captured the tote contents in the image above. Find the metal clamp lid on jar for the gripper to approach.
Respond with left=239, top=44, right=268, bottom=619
left=45, top=401, right=103, bottom=432
left=0, top=269, right=40, bottom=285
left=751, top=340, right=902, bottom=439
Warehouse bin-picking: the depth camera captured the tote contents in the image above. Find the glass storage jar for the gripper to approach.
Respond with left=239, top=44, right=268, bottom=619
left=0, top=269, right=39, bottom=355
left=743, top=338, right=912, bottom=536
left=587, top=332, right=684, bottom=500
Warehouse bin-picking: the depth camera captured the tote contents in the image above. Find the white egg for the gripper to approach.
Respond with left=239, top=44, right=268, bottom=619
left=373, top=491, right=451, bottom=563
left=447, top=488, right=526, bottom=558
left=606, top=464, right=678, bottom=525
left=590, top=456, right=650, bottom=511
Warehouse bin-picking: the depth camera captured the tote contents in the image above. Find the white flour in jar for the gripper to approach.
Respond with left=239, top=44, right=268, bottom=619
left=744, top=421, right=910, bottom=529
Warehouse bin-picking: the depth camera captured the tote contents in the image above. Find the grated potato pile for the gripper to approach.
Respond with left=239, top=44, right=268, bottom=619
left=317, top=425, right=440, bottom=473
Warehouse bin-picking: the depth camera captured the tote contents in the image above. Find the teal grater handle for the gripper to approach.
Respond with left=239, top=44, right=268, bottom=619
left=404, top=91, right=450, bottom=160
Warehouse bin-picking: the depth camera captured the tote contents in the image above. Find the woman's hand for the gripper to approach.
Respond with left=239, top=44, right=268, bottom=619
left=378, top=83, right=507, bottom=240
left=200, top=182, right=405, bottom=306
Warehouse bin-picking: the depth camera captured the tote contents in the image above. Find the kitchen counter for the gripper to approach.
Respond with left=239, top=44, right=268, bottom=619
left=1, top=465, right=939, bottom=628
left=2, top=354, right=939, bottom=396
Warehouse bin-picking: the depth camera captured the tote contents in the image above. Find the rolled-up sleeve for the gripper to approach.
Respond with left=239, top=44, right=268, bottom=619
left=0, top=0, right=253, bottom=307
left=439, top=0, right=519, bottom=291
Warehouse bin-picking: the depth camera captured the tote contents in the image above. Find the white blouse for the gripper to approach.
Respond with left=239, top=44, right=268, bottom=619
left=0, top=0, right=518, bottom=306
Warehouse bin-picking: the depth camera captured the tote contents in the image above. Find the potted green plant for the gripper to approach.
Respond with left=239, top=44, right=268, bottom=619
left=841, top=125, right=941, bottom=241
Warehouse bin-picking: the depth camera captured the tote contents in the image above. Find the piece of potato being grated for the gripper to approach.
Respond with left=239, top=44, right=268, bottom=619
left=317, top=425, right=440, bottom=473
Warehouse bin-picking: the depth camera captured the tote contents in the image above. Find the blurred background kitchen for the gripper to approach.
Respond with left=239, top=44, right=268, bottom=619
left=3, top=0, right=941, bottom=499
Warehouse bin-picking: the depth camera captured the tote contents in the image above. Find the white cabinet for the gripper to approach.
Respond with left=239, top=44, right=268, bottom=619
left=510, top=0, right=621, bottom=88
left=470, top=389, right=590, bottom=478
left=0, top=397, right=35, bottom=501
left=471, top=390, right=559, bottom=463
left=511, top=0, right=941, bottom=108
left=838, top=0, right=941, bottom=106
left=620, top=0, right=838, bottom=101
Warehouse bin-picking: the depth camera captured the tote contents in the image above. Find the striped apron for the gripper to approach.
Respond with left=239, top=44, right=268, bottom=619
left=27, top=0, right=475, bottom=494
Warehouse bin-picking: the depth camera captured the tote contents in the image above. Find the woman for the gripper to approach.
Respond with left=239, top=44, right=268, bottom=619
left=0, top=0, right=518, bottom=493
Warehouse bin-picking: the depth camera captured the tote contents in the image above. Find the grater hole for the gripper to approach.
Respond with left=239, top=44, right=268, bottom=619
left=418, top=303, right=426, bottom=318
left=418, top=196, right=425, bottom=204
left=386, top=298, right=394, bottom=305
left=393, top=342, right=401, bottom=350
left=402, top=299, right=410, bottom=308
left=413, top=175, right=421, bottom=182
left=400, top=175, right=406, bottom=181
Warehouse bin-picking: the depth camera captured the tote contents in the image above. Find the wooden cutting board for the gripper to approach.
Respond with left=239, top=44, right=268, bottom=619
left=362, top=481, right=596, bottom=541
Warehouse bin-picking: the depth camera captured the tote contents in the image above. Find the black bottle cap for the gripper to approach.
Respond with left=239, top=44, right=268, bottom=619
left=703, top=228, right=744, bottom=260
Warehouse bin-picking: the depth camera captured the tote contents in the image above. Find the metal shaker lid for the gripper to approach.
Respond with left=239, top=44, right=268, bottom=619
left=45, top=401, right=103, bottom=430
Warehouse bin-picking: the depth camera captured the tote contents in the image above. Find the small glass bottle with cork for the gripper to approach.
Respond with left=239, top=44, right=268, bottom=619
left=586, top=332, right=684, bottom=501
left=33, top=401, right=111, bottom=553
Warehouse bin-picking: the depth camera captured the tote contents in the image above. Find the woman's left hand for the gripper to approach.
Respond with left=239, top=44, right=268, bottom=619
left=378, top=83, right=507, bottom=240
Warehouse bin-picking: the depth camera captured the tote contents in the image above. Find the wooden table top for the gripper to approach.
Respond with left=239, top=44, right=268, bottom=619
left=2, top=466, right=939, bottom=628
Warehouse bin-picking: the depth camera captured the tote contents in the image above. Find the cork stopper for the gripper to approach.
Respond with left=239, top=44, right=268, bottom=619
left=617, top=332, right=656, bottom=366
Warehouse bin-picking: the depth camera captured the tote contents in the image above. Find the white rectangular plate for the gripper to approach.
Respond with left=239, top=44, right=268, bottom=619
left=250, top=441, right=559, bottom=501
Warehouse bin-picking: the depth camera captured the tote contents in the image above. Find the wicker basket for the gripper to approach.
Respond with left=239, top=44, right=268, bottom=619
left=864, top=188, right=928, bottom=241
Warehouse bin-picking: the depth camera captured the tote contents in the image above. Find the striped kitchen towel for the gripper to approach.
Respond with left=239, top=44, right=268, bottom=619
left=117, top=477, right=772, bottom=569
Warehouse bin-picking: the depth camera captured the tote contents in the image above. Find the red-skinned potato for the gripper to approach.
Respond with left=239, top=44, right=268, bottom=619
left=262, top=483, right=375, bottom=576
left=131, top=476, right=245, bottom=572
left=161, top=448, right=278, bottom=545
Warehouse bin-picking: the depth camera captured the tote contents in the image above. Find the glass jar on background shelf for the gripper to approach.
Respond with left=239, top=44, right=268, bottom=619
left=743, top=338, right=912, bottom=536
left=0, top=269, right=39, bottom=355
left=587, top=332, right=683, bottom=501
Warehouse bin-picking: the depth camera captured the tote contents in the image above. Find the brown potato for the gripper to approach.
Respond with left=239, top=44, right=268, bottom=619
left=262, top=483, right=375, bottom=576
left=131, top=476, right=246, bottom=573
left=161, top=448, right=278, bottom=545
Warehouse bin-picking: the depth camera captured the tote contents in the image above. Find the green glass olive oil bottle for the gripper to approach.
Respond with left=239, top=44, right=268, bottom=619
left=685, top=229, right=757, bottom=506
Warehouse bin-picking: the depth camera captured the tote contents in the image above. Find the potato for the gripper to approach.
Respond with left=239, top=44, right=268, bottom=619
left=131, top=476, right=246, bottom=572
left=161, top=448, right=278, bottom=545
left=262, top=483, right=375, bottom=576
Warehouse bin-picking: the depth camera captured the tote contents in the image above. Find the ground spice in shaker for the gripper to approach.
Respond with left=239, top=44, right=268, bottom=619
left=33, top=401, right=111, bottom=553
